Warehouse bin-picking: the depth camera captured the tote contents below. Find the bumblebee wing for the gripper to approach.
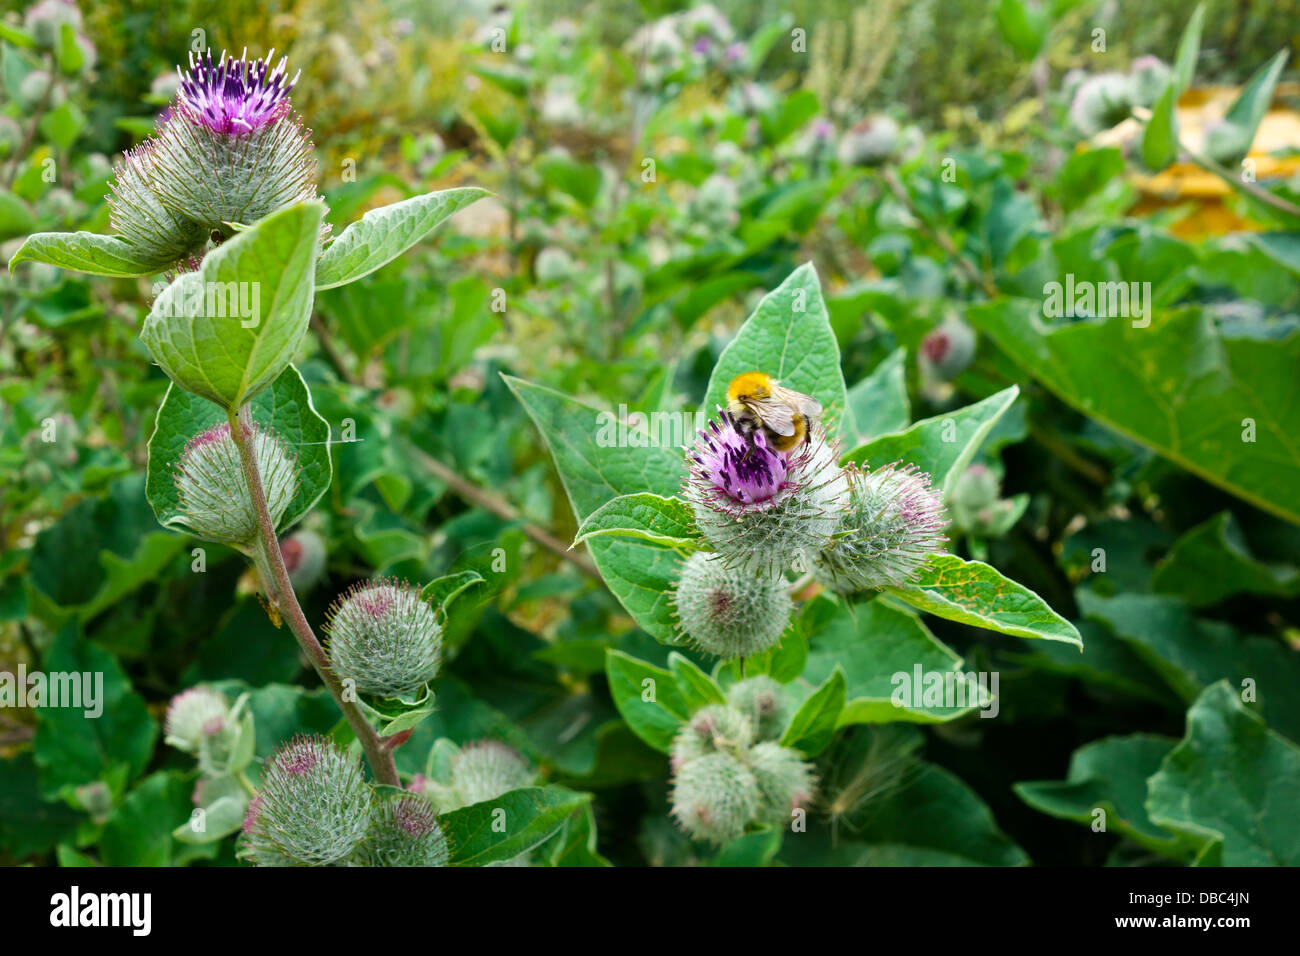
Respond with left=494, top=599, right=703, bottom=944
left=773, top=385, right=823, bottom=421
left=744, top=395, right=798, bottom=436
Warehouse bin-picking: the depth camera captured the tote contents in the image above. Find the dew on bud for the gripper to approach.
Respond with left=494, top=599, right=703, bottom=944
left=672, top=551, right=793, bottom=660
left=239, top=735, right=372, bottom=867
left=325, top=580, right=442, bottom=699
left=173, top=421, right=298, bottom=548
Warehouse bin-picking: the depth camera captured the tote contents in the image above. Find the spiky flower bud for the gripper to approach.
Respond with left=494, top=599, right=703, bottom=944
left=325, top=581, right=442, bottom=699
left=919, top=316, right=976, bottom=382
left=173, top=422, right=298, bottom=548
left=18, top=70, right=61, bottom=112
left=671, top=752, right=758, bottom=845
left=815, top=462, right=946, bottom=592
left=164, top=686, right=229, bottom=753
left=1129, top=55, right=1172, bottom=108
left=837, top=115, right=900, bottom=167
left=671, top=704, right=754, bottom=769
left=726, top=676, right=792, bottom=742
left=1069, top=73, right=1134, bottom=138
left=23, top=0, right=81, bottom=50
left=748, top=742, right=816, bottom=826
left=672, top=551, right=793, bottom=660
left=353, top=793, right=449, bottom=867
left=240, top=735, right=372, bottom=867
left=445, top=740, right=535, bottom=808
left=282, top=528, right=328, bottom=592
left=137, top=49, right=324, bottom=243
left=107, top=149, right=210, bottom=269
left=684, top=411, right=846, bottom=578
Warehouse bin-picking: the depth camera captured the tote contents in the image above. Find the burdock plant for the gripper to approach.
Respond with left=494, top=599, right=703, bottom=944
left=517, top=262, right=1082, bottom=854
left=9, top=41, right=493, bottom=865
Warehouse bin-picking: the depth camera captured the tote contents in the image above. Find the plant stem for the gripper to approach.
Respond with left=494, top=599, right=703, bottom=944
left=1178, top=145, right=1300, bottom=221
left=880, top=167, right=998, bottom=297
left=225, top=404, right=400, bottom=787
left=408, top=443, right=601, bottom=579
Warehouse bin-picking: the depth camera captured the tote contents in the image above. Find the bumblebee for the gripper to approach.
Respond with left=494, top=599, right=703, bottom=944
left=726, top=371, right=823, bottom=452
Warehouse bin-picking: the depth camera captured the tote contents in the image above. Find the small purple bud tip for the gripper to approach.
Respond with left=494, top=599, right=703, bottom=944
left=177, top=47, right=299, bottom=135
left=200, top=716, right=225, bottom=736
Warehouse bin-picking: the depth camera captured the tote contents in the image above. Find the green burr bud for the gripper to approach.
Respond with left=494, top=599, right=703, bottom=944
left=240, top=735, right=372, bottom=867
left=325, top=580, right=442, bottom=700
left=354, top=792, right=449, bottom=867
left=726, top=676, right=793, bottom=742
left=747, top=742, right=816, bottom=827
left=672, top=551, right=793, bottom=660
left=671, top=752, right=759, bottom=845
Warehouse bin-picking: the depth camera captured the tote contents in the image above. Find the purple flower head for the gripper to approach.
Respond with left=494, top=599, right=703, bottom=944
left=177, top=47, right=299, bottom=135
left=689, top=408, right=789, bottom=506
left=693, top=36, right=713, bottom=55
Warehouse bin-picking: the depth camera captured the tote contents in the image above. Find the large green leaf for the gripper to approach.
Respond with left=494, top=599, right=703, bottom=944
left=32, top=622, right=158, bottom=800
left=145, top=364, right=332, bottom=536
left=1172, top=3, right=1206, bottom=91
left=140, top=201, right=323, bottom=409
left=27, top=474, right=187, bottom=619
left=846, top=348, right=910, bottom=444
left=1147, top=681, right=1300, bottom=866
left=1079, top=591, right=1300, bottom=741
left=1219, top=50, right=1290, bottom=160
left=800, top=597, right=989, bottom=725
left=100, top=771, right=199, bottom=867
left=889, top=554, right=1083, bottom=647
left=1141, top=84, right=1180, bottom=172
left=441, top=785, right=590, bottom=866
left=970, top=299, right=1300, bottom=525
left=703, top=262, right=853, bottom=438
left=1151, top=511, right=1300, bottom=607
left=842, top=386, right=1019, bottom=498
left=605, top=650, right=689, bottom=753
left=7, top=231, right=161, bottom=277
left=0, top=753, right=81, bottom=858
left=314, top=187, right=489, bottom=290
left=1015, top=734, right=1189, bottom=859
left=506, top=375, right=686, bottom=642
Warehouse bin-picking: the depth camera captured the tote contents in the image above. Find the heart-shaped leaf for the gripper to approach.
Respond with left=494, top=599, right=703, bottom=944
left=140, top=201, right=323, bottom=409
left=144, top=364, right=332, bottom=536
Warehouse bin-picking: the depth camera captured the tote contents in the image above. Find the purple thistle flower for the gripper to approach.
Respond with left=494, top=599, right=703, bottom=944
left=684, top=410, right=848, bottom=578
left=177, top=47, right=299, bottom=135
left=689, top=408, right=788, bottom=506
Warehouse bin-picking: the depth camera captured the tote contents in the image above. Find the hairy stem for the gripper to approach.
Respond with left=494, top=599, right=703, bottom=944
left=408, top=443, right=601, bottom=579
left=226, top=404, right=400, bottom=787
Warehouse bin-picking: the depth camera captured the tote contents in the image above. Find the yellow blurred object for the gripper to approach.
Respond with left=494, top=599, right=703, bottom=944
left=1096, top=83, right=1300, bottom=238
